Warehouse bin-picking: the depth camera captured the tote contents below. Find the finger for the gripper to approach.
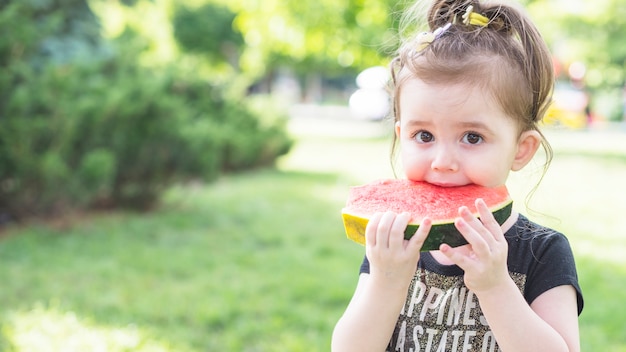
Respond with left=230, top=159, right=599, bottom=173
left=456, top=207, right=491, bottom=256
left=476, top=198, right=505, bottom=242
left=365, top=212, right=383, bottom=247
left=459, top=205, right=487, bottom=235
left=439, top=243, right=473, bottom=270
left=408, top=217, right=432, bottom=252
left=388, top=212, right=411, bottom=249
left=376, top=211, right=397, bottom=249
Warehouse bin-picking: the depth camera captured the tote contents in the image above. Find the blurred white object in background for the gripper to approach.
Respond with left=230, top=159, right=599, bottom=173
left=349, top=66, right=391, bottom=120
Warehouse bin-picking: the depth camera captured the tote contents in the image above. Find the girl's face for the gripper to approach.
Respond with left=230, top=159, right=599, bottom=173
left=395, top=78, right=540, bottom=188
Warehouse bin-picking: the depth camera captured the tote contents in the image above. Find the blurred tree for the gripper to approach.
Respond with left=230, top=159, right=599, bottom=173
left=236, top=0, right=397, bottom=73
left=527, top=0, right=626, bottom=120
left=0, top=0, right=107, bottom=66
left=528, top=0, right=626, bottom=88
left=173, top=3, right=243, bottom=67
left=228, top=0, right=398, bottom=85
left=89, top=0, right=244, bottom=86
left=91, top=0, right=401, bottom=99
left=87, top=0, right=626, bottom=109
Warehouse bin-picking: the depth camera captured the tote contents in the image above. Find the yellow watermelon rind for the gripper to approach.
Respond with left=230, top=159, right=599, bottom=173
left=342, top=200, right=513, bottom=251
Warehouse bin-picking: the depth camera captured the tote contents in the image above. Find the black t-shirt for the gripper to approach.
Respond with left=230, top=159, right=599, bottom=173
left=359, top=215, right=584, bottom=352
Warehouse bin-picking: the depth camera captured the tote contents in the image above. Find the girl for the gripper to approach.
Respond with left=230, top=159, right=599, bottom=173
left=331, top=1, right=584, bottom=351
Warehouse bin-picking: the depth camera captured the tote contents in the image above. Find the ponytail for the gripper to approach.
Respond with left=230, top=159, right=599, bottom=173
left=392, top=0, right=554, bottom=127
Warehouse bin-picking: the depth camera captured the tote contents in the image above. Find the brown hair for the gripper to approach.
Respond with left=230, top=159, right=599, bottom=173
left=389, top=0, right=554, bottom=175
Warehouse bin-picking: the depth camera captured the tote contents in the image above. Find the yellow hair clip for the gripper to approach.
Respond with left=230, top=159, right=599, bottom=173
left=462, top=5, right=489, bottom=27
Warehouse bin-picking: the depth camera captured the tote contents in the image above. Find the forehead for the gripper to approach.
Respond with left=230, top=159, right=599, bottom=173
left=397, top=77, right=522, bottom=133
left=398, top=78, right=501, bottom=113
left=397, top=78, right=520, bottom=136
left=394, top=54, right=530, bottom=123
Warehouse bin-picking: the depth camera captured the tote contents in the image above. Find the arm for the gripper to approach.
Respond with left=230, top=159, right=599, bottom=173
left=440, top=199, right=580, bottom=352
left=331, top=212, right=431, bottom=352
left=476, top=280, right=580, bottom=352
left=331, top=273, right=411, bottom=352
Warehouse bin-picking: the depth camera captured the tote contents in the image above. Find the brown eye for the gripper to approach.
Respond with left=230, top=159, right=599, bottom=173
left=415, top=131, right=434, bottom=143
left=463, top=132, right=483, bottom=144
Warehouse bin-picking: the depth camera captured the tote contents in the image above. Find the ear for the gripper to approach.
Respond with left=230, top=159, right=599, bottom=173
left=511, top=130, right=541, bottom=171
left=395, top=121, right=401, bottom=138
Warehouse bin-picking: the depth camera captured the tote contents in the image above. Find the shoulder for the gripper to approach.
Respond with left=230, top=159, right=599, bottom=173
left=505, top=214, right=574, bottom=261
left=506, top=215, right=584, bottom=314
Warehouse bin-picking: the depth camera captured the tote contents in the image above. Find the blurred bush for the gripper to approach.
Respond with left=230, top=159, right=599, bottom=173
left=0, top=1, right=292, bottom=218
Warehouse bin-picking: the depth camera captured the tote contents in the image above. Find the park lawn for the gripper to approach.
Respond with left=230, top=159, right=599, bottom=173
left=0, top=169, right=362, bottom=351
left=0, top=121, right=625, bottom=351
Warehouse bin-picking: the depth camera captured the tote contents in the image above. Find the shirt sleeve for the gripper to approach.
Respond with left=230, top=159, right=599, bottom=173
left=359, top=255, right=370, bottom=274
left=523, top=232, right=584, bottom=315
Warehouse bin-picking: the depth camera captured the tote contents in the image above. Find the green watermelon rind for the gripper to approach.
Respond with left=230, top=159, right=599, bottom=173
left=412, top=201, right=512, bottom=251
left=342, top=201, right=513, bottom=251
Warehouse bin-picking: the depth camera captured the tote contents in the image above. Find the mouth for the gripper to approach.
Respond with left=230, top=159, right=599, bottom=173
left=426, top=181, right=468, bottom=188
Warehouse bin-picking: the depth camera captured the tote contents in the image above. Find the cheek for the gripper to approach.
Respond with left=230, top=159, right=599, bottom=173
left=464, top=160, right=510, bottom=187
left=400, top=148, right=428, bottom=174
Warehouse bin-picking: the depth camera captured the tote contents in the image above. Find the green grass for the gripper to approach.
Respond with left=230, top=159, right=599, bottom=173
left=0, top=120, right=625, bottom=351
left=0, top=170, right=364, bottom=351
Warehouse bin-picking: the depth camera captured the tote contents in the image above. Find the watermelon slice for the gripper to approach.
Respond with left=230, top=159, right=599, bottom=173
left=341, top=179, right=513, bottom=251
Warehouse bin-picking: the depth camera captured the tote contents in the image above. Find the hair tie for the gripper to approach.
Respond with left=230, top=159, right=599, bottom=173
left=415, top=23, right=452, bottom=51
left=462, top=5, right=489, bottom=27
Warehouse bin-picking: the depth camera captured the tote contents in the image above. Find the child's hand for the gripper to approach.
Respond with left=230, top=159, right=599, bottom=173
left=440, top=198, right=510, bottom=294
left=365, top=211, right=431, bottom=290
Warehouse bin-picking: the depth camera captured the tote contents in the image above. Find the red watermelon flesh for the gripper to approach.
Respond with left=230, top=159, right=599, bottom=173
left=341, top=179, right=513, bottom=251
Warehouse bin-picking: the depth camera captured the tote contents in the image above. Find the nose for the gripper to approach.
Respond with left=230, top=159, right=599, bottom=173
left=430, top=145, right=458, bottom=172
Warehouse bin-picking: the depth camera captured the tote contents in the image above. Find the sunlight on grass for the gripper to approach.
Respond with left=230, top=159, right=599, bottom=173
left=279, top=117, right=396, bottom=184
left=278, top=135, right=395, bottom=184
left=509, top=148, right=626, bottom=265
left=2, top=305, right=176, bottom=352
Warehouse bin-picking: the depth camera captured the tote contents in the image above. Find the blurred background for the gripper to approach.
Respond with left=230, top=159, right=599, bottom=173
left=0, top=0, right=625, bottom=351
